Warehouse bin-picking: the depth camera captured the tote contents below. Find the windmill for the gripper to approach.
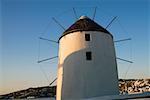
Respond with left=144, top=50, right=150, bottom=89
left=37, top=7, right=133, bottom=100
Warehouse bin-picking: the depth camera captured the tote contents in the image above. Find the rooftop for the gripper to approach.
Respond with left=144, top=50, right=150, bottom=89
left=59, top=16, right=112, bottom=40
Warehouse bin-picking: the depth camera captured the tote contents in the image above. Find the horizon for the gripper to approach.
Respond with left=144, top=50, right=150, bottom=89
left=1, top=79, right=150, bottom=96
left=0, top=0, right=150, bottom=95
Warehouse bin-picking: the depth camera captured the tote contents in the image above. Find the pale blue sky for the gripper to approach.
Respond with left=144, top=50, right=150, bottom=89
left=0, top=0, right=149, bottom=94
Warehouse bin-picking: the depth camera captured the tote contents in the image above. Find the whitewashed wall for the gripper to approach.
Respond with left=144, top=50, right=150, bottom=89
left=57, top=31, right=119, bottom=100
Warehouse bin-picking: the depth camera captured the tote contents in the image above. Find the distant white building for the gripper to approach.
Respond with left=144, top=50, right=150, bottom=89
left=57, top=16, right=119, bottom=100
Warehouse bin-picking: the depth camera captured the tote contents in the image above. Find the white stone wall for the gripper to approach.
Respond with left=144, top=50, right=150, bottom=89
left=57, top=31, right=119, bottom=100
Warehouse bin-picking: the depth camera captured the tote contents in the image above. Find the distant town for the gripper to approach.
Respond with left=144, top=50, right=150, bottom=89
left=119, top=79, right=150, bottom=94
left=0, top=79, right=150, bottom=99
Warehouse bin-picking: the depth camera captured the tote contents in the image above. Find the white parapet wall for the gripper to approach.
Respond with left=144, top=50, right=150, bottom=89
left=81, top=92, right=150, bottom=100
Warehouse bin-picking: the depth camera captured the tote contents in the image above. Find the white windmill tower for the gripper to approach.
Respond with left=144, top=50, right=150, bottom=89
left=38, top=8, right=134, bottom=100
left=38, top=13, right=150, bottom=99
left=57, top=15, right=119, bottom=100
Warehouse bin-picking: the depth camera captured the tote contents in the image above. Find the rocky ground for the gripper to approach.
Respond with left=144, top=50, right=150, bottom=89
left=0, top=86, right=56, bottom=99
left=0, top=79, right=150, bottom=99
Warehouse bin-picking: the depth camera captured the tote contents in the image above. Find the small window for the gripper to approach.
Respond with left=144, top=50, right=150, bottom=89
left=85, top=34, right=90, bottom=41
left=86, top=51, right=92, bottom=60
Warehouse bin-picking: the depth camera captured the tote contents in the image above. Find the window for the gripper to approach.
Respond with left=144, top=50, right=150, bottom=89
left=85, top=34, right=90, bottom=41
left=86, top=51, right=92, bottom=60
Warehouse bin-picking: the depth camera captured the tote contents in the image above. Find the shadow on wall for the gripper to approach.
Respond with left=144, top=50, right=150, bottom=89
left=60, top=48, right=119, bottom=99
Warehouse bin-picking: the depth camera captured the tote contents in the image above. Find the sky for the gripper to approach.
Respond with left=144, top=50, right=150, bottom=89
left=0, top=0, right=150, bottom=95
